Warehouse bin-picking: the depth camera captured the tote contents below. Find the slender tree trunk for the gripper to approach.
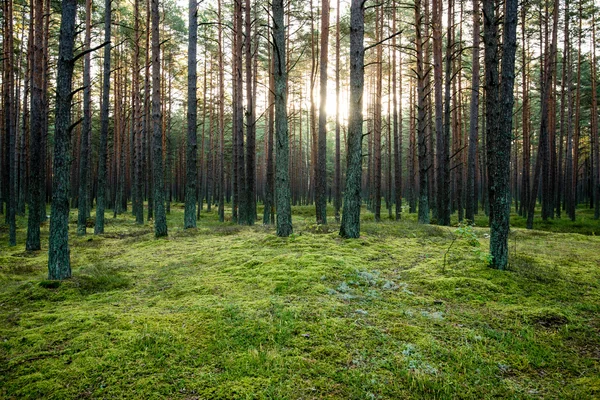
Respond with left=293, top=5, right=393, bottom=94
left=333, top=0, right=341, bottom=222
left=263, top=30, right=275, bottom=225
left=184, top=0, right=198, bottom=229
left=244, top=0, right=256, bottom=225
left=466, top=0, right=480, bottom=222
left=26, top=0, right=44, bottom=251
left=95, top=0, right=111, bottom=234
left=520, top=5, right=530, bottom=219
left=592, top=15, right=600, bottom=219
left=272, top=0, right=292, bottom=237
left=392, top=0, right=402, bottom=220
left=416, top=0, right=429, bottom=224
left=339, top=0, right=365, bottom=238
left=315, top=0, right=330, bottom=224
left=372, top=4, right=383, bottom=222
left=4, top=0, right=17, bottom=245
left=77, top=0, right=93, bottom=235
left=48, top=0, right=77, bottom=279
left=151, top=0, right=167, bottom=237
left=218, top=0, right=225, bottom=222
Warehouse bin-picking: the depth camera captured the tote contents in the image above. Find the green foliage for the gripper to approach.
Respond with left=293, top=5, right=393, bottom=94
left=0, top=205, right=599, bottom=398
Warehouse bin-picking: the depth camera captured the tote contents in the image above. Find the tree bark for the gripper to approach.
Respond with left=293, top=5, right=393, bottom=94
left=466, top=0, right=480, bottom=222
left=95, top=0, right=112, bottom=234
left=151, top=0, right=167, bottom=237
left=272, top=0, right=292, bottom=237
left=184, top=0, right=198, bottom=229
left=315, top=0, right=330, bottom=224
left=48, top=0, right=78, bottom=279
left=339, top=0, right=365, bottom=238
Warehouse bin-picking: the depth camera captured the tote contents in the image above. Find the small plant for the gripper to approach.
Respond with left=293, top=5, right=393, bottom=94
left=444, top=223, right=493, bottom=270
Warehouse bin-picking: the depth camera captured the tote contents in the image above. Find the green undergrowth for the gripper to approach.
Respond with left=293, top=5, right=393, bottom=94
left=1, top=204, right=599, bottom=399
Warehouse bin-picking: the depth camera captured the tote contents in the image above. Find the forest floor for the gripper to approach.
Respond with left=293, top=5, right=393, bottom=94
left=1, top=205, right=599, bottom=399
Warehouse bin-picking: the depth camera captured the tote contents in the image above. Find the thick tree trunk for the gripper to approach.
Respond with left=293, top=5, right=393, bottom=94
left=339, top=0, right=365, bottom=238
left=48, top=0, right=77, bottom=279
left=272, top=0, right=292, bottom=237
left=485, top=0, right=518, bottom=270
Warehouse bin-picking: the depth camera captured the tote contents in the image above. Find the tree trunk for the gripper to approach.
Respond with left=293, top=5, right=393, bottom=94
left=95, top=0, right=111, bottom=234
left=77, top=0, right=93, bottom=235
left=151, top=0, right=167, bottom=237
left=466, top=0, right=480, bottom=222
left=272, top=0, right=292, bottom=237
left=48, top=0, right=78, bottom=279
left=339, top=0, right=365, bottom=238
left=485, top=0, right=518, bottom=270
left=184, top=0, right=198, bottom=229
left=26, top=0, right=45, bottom=251
left=416, top=0, right=429, bottom=224
left=315, top=0, right=329, bottom=224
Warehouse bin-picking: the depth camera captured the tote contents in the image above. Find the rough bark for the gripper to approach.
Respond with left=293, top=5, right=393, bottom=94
left=26, top=0, right=44, bottom=251
left=416, top=0, right=429, bottom=224
left=95, top=0, right=112, bottom=235
left=48, top=0, right=78, bottom=280
left=77, top=0, right=93, bottom=235
left=339, top=0, right=365, bottom=238
left=466, top=0, right=480, bottom=222
left=272, top=0, right=293, bottom=237
left=184, top=0, right=198, bottom=229
left=315, top=0, right=330, bottom=225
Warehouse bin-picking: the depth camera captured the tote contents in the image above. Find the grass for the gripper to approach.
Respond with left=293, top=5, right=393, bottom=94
left=1, top=204, right=599, bottom=399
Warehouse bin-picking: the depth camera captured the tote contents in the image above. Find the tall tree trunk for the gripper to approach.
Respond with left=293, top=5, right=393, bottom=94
left=433, top=0, right=445, bottom=224
left=26, top=0, right=44, bottom=251
left=315, top=0, right=330, bottom=224
left=48, top=0, right=77, bottom=279
left=234, top=0, right=246, bottom=224
left=272, top=0, right=292, bottom=237
left=218, top=0, right=226, bottom=222
left=392, top=0, right=402, bottom=220
left=334, top=0, right=342, bottom=222
left=77, top=0, right=93, bottom=235
left=184, top=0, right=198, bottom=229
left=466, top=0, right=480, bottom=222
left=372, top=4, right=383, bottom=222
left=485, top=0, right=518, bottom=270
left=592, top=15, right=600, bottom=219
left=4, top=0, right=16, bottom=245
left=151, top=0, right=167, bottom=237
left=339, top=0, right=365, bottom=238
left=244, top=0, right=256, bottom=225
left=95, top=0, right=111, bottom=234
left=520, top=4, right=530, bottom=218
left=416, top=0, right=429, bottom=224
left=263, top=28, right=275, bottom=225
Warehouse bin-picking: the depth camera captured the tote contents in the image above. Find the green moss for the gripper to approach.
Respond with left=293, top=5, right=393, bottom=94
left=0, top=205, right=599, bottom=399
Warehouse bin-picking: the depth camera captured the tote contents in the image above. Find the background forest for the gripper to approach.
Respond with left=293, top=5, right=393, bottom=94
left=1, top=0, right=600, bottom=398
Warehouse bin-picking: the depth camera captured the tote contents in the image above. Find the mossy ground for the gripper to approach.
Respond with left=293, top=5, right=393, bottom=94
left=1, top=205, right=599, bottom=399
